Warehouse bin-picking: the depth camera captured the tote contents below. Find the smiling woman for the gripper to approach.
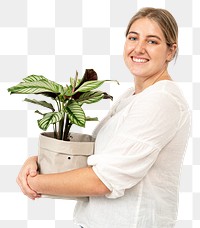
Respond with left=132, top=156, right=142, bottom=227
left=123, top=18, right=176, bottom=94
left=123, top=8, right=178, bottom=95
left=16, top=7, right=190, bottom=228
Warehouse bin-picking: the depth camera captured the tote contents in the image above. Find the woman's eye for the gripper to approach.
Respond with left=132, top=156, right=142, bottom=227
left=148, top=40, right=158, bottom=44
left=129, top=37, right=137, bottom=41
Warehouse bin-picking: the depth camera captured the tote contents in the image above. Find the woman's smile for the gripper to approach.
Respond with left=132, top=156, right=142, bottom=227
left=131, top=56, right=149, bottom=63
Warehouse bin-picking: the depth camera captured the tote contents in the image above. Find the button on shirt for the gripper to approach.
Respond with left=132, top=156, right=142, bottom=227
left=74, top=80, right=191, bottom=228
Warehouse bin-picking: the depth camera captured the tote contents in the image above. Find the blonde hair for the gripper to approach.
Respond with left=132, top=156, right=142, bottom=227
left=125, top=7, right=178, bottom=59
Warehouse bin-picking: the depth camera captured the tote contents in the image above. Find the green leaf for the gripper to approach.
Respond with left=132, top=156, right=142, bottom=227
left=8, top=80, right=64, bottom=95
left=77, top=79, right=82, bottom=86
left=64, top=85, right=73, bottom=96
left=76, top=91, right=104, bottom=105
left=70, top=76, right=79, bottom=88
left=65, top=100, right=86, bottom=127
left=74, top=80, right=104, bottom=93
left=38, top=111, right=64, bottom=131
left=23, top=75, right=49, bottom=82
left=74, top=80, right=119, bottom=93
left=24, top=98, right=55, bottom=111
left=35, top=110, right=44, bottom=116
left=86, top=116, right=98, bottom=121
left=70, top=77, right=74, bottom=88
left=40, top=92, right=58, bottom=99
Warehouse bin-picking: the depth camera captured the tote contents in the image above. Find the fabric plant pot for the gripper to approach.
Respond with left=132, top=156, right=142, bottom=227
left=38, top=132, right=95, bottom=201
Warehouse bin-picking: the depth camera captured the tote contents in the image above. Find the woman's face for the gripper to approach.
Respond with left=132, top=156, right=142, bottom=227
left=123, top=18, right=175, bottom=79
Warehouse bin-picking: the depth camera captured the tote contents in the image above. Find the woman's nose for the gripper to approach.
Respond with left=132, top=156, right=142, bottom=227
left=134, top=41, right=146, bottom=54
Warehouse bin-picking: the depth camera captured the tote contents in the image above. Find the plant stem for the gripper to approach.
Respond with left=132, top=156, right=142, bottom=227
left=63, top=116, right=72, bottom=141
left=56, top=97, right=63, bottom=140
left=55, top=99, right=60, bottom=111
left=59, top=118, right=64, bottom=140
left=59, top=102, right=65, bottom=140
left=53, top=124, right=56, bottom=138
left=53, top=123, right=58, bottom=139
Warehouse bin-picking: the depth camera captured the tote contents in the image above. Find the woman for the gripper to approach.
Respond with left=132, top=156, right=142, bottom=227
left=17, top=7, right=190, bottom=228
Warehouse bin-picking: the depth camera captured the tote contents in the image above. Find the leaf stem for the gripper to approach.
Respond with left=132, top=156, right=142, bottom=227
left=63, top=116, right=72, bottom=141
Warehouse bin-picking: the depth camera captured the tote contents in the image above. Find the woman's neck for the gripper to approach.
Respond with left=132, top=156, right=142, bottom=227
left=134, top=70, right=172, bottom=95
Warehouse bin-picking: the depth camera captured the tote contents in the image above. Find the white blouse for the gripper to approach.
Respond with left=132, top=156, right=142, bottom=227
left=74, top=80, right=191, bottom=228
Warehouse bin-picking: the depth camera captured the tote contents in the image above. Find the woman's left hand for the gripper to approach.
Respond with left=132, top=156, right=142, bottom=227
left=16, top=156, right=41, bottom=200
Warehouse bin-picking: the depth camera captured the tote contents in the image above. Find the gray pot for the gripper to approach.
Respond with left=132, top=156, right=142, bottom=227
left=38, top=132, right=95, bottom=200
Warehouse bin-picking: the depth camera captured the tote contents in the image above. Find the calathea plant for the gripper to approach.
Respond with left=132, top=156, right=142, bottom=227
left=8, top=69, right=118, bottom=141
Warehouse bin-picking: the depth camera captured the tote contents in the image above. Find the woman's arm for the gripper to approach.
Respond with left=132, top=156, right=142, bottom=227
left=27, top=166, right=111, bottom=197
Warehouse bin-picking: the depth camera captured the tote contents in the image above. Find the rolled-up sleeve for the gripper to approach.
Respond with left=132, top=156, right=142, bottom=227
left=88, top=91, right=181, bottom=198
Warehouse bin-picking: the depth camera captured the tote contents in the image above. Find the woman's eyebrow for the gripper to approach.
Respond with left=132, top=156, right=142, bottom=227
left=146, top=35, right=162, bottom=41
left=128, top=31, right=162, bottom=41
left=127, top=31, right=138, bottom=35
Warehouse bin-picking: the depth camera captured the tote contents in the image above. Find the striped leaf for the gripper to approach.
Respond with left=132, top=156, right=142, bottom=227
left=23, top=75, right=49, bottom=82
left=24, top=98, right=55, bottom=111
left=70, top=78, right=81, bottom=90
left=8, top=80, right=64, bottom=95
left=38, top=111, right=64, bottom=131
left=65, top=100, right=86, bottom=127
left=76, top=91, right=104, bottom=105
left=74, top=80, right=105, bottom=93
left=74, top=80, right=119, bottom=93
left=64, top=85, right=73, bottom=96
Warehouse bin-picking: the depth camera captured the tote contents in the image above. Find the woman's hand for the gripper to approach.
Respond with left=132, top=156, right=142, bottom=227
left=16, top=156, right=41, bottom=200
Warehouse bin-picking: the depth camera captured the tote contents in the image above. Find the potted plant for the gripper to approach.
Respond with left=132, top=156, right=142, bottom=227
left=8, top=69, right=118, bottom=200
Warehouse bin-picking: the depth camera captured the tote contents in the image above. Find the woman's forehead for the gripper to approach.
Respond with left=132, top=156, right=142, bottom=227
left=128, top=18, right=165, bottom=39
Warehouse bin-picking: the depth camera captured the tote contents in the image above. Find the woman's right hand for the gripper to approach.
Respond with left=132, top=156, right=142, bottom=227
left=16, top=156, right=41, bottom=200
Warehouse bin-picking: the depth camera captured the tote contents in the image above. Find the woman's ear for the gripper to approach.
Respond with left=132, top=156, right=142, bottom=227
left=167, top=43, right=177, bottom=62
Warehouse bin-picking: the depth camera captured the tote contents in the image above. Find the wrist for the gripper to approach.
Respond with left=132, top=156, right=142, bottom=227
left=27, top=175, right=40, bottom=193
